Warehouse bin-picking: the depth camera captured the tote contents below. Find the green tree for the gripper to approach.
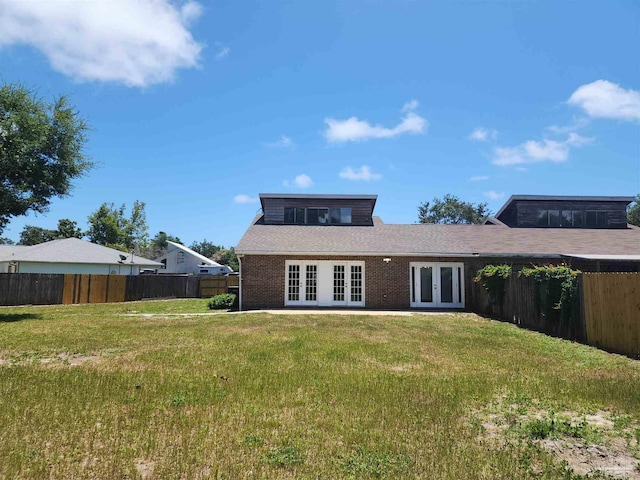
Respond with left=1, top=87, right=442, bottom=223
left=0, top=84, right=92, bottom=234
left=86, top=201, right=149, bottom=253
left=627, top=194, right=640, bottom=227
left=212, top=247, right=238, bottom=272
left=418, top=194, right=492, bottom=224
left=56, top=218, right=83, bottom=239
left=146, top=231, right=183, bottom=259
left=18, top=218, right=83, bottom=245
left=190, top=239, right=222, bottom=259
left=0, top=237, right=14, bottom=245
left=18, top=225, right=57, bottom=245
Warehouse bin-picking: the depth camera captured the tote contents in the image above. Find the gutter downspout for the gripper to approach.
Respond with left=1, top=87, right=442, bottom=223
left=237, top=255, right=243, bottom=312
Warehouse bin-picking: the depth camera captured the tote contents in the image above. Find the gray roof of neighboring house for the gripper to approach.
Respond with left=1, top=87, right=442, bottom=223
left=236, top=216, right=640, bottom=258
left=162, top=241, right=226, bottom=267
left=0, top=238, right=162, bottom=266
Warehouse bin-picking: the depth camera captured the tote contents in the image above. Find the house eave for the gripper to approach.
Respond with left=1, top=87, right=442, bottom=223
left=235, top=250, right=568, bottom=258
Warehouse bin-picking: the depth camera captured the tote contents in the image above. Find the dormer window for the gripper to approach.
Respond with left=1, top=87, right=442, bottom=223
left=307, top=208, right=329, bottom=224
left=284, top=207, right=353, bottom=225
left=284, top=207, right=305, bottom=224
left=331, top=208, right=352, bottom=224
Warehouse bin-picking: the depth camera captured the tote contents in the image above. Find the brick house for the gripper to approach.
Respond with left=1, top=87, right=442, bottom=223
left=235, top=194, right=640, bottom=311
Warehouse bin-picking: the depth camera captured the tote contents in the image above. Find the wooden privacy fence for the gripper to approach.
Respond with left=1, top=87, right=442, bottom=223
left=471, top=271, right=640, bottom=357
left=470, top=274, right=583, bottom=340
left=582, top=273, right=640, bottom=357
left=0, top=273, right=64, bottom=306
left=0, top=273, right=201, bottom=306
left=199, top=275, right=239, bottom=298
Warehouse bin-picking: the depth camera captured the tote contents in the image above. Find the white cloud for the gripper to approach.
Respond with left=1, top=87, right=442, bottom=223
left=470, top=175, right=490, bottom=181
left=339, top=166, right=382, bottom=181
left=545, top=117, right=589, bottom=134
left=324, top=102, right=427, bottom=143
left=401, top=99, right=419, bottom=112
left=0, top=0, right=203, bottom=87
left=234, top=194, right=258, bottom=204
left=468, top=127, right=498, bottom=142
left=493, top=133, right=593, bottom=166
left=484, top=191, right=505, bottom=200
left=214, top=42, right=230, bottom=61
left=181, top=1, right=202, bottom=23
left=568, top=80, right=640, bottom=122
left=266, top=135, right=293, bottom=148
left=294, top=174, right=313, bottom=188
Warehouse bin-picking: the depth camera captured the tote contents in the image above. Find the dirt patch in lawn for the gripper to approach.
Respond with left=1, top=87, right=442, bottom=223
left=473, top=393, right=640, bottom=479
left=0, top=351, right=102, bottom=367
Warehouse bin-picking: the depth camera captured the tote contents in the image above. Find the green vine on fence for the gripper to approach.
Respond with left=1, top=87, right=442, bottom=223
left=518, top=264, right=580, bottom=330
left=474, top=264, right=512, bottom=305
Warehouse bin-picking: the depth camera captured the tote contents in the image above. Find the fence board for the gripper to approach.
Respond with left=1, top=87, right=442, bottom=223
left=89, top=275, right=108, bottom=304
left=584, top=273, right=640, bottom=357
left=106, top=275, right=127, bottom=303
left=199, top=276, right=234, bottom=297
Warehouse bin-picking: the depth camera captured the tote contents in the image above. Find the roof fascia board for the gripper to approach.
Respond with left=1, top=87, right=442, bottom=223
left=236, top=251, right=564, bottom=258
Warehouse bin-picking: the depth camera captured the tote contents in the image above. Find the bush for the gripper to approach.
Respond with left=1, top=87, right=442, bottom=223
left=207, top=294, right=236, bottom=310
left=519, top=264, right=580, bottom=329
left=474, top=264, right=512, bottom=305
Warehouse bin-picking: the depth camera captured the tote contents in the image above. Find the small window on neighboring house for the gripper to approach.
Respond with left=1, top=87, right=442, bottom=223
left=177, top=252, right=185, bottom=264
left=160, top=259, right=167, bottom=269
left=548, top=210, right=560, bottom=227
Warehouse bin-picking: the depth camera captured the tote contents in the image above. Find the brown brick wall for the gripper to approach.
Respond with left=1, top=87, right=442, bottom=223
left=239, top=254, right=633, bottom=311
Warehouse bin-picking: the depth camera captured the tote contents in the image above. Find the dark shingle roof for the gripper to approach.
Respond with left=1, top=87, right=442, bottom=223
left=236, top=216, right=640, bottom=257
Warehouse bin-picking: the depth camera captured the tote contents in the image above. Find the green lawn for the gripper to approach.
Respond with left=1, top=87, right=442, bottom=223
left=0, top=300, right=639, bottom=479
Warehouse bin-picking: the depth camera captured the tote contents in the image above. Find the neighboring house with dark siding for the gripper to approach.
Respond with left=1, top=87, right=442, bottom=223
left=235, top=193, right=640, bottom=311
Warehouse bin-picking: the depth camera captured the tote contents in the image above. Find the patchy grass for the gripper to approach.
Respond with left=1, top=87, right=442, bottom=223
left=0, top=300, right=639, bottom=478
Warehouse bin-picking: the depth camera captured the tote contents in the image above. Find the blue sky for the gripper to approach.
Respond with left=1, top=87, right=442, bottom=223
left=1, top=0, right=639, bottom=249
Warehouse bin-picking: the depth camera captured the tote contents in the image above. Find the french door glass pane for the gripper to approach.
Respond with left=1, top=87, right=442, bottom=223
left=305, top=265, right=317, bottom=301
left=420, top=267, right=433, bottom=303
left=333, top=265, right=345, bottom=301
left=440, top=267, right=453, bottom=303
left=350, top=265, right=362, bottom=302
left=288, top=264, right=300, bottom=301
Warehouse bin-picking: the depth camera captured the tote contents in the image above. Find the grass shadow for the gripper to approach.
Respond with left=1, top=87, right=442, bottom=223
left=0, top=313, right=42, bottom=323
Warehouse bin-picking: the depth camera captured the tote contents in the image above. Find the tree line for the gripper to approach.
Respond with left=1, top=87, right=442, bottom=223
left=0, top=201, right=238, bottom=270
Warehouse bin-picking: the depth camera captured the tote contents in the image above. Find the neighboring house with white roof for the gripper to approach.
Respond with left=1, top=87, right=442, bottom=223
left=235, top=193, right=640, bottom=311
left=0, top=237, right=161, bottom=275
left=154, top=241, right=233, bottom=275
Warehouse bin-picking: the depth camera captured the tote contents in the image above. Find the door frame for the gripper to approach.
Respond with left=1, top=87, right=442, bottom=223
left=284, top=260, right=365, bottom=307
left=409, top=262, right=465, bottom=308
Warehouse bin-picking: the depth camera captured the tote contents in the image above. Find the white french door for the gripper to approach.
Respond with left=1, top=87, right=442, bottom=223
left=410, top=262, right=464, bottom=308
left=285, top=261, right=364, bottom=307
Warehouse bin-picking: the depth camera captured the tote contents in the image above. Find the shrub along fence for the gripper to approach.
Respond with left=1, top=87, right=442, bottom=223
left=471, top=267, right=639, bottom=358
left=0, top=273, right=236, bottom=306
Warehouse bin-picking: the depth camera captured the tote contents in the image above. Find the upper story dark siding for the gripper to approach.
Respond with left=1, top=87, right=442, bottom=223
left=260, top=194, right=377, bottom=225
left=495, top=197, right=632, bottom=229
